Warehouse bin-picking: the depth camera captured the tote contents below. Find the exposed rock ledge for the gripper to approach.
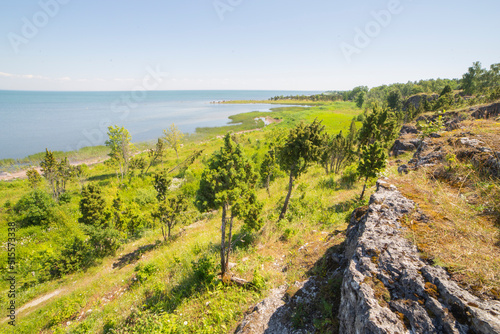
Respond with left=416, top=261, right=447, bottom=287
left=340, top=179, right=500, bottom=334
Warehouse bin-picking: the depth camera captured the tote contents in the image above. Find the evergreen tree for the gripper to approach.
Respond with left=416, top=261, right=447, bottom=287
left=196, top=133, right=261, bottom=278
left=40, top=148, right=58, bottom=198
left=260, top=146, right=278, bottom=196
left=79, top=184, right=109, bottom=228
left=278, top=119, right=326, bottom=220
left=387, top=89, right=403, bottom=111
left=145, top=138, right=165, bottom=174
left=153, top=170, right=172, bottom=202
left=357, top=142, right=387, bottom=200
left=357, top=105, right=399, bottom=149
left=153, top=194, right=188, bottom=241
left=26, top=168, right=42, bottom=189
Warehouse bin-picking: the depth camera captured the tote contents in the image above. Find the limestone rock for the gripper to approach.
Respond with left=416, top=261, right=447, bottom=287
left=339, top=180, right=500, bottom=334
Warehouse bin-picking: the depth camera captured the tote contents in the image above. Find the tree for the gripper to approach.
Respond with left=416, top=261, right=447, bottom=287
left=105, top=125, right=132, bottom=181
left=78, top=184, right=119, bottom=257
left=14, top=190, right=55, bottom=227
left=153, top=170, right=172, bottom=201
left=387, top=89, right=403, bottom=111
left=440, top=84, right=452, bottom=97
left=357, top=142, right=387, bottom=201
left=461, top=61, right=484, bottom=95
left=40, top=148, right=58, bottom=198
left=357, top=105, right=399, bottom=149
left=322, top=131, right=354, bottom=174
left=153, top=194, right=188, bottom=241
left=79, top=184, right=109, bottom=227
left=278, top=119, right=326, bottom=220
left=26, top=168, right=42, bottom=189
left=347, top=117, right=358, bottom=145
left=260, top=146, right=278, bottom=196
left=145, top=138, right=165, bottom=174
left=196, top=133, right=261, bottom=278
left=356, top=91, right=366, bottom=108
left=164, top=123, right=184, bottom=159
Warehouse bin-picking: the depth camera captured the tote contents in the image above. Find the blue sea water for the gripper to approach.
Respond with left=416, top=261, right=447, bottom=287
left=0, top=90, right=319, bottom=159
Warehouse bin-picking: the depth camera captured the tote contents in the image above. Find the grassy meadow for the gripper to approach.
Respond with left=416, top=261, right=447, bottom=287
left=0, top=102, right=366, bottom=333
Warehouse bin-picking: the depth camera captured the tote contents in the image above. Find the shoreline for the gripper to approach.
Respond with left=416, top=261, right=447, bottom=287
left=0, top=112, right=285, bottom=181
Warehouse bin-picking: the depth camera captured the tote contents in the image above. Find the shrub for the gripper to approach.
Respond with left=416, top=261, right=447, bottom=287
left=14, top=190, right=55, bottom=227
left=192, top=255, right=217, bottom=285
left=134, top=263, right=159, bottom=283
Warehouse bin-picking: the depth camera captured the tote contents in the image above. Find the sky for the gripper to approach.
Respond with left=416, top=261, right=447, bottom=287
left=0, top=0, right=499, bottom=91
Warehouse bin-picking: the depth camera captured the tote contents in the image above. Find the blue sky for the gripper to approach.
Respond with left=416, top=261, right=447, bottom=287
left=0, top=0, right=499, bottom=91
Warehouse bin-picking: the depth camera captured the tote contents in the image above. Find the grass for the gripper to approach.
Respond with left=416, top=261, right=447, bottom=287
left=387, top=116, right=500, bottom=299
left=0, top=103, right=364, bottom=333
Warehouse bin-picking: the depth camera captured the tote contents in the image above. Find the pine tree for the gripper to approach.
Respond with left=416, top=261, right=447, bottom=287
left=40, top=149, right=58, bottom=198
left=153, top=194, right=188, bottom=241
left=26, top=168, right=42, bottom=189
left=357, top=142, right=387, bottom=200
left=278, top=119, right=326, bottom=220
left=79, top=184, right=109, bottom=228
left=196, top=133, right=261, bottom=278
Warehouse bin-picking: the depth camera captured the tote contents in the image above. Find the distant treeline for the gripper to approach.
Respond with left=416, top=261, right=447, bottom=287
left=269, top=61, right=500, bottom=108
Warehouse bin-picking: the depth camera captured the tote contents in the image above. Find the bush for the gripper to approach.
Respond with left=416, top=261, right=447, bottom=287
left=339, top=164, right=359, bottom=188
left=58, top=192, right=72, bottom=204
left=134, top=263, right=159, bottom=283
left=14, top=190, right=55, bottom=227
left=192, top=255, right=217, bottom=285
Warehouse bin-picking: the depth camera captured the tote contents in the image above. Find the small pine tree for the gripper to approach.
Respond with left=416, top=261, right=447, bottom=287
left=278, top=119, right=326, bottom=220
left=79, top=184, right=110, bottom=228
left=152, top=194, right=188, bottom=241
left=26, top=168, right=42, bottom=189
left=196, top=133, right=261, bottom=278
left=357, top=142, right=387, bottom=200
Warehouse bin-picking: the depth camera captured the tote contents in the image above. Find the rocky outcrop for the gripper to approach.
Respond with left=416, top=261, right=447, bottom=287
left=339, top=180, right=500, bottom=334
left=471, top=103, right=500, bottom=119
left=391, top=139, right=420, bottom=156
left=404, top=94, right=438, bottom=111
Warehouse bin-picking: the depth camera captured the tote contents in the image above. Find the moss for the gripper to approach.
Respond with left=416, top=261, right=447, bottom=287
left=424, top=282, right=440, bottom=299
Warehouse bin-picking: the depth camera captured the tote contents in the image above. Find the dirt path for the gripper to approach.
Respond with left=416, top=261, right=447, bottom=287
left=17, top=289, right=64, bottom=314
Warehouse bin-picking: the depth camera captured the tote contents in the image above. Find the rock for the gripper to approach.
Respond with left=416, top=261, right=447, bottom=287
left=471, top=102, right=500, bottom=119
left=404, top=94, right=438, bottom=111
left=339, top=180, right=500, bottom=334
left=430, top=132, right=442, bottom=138
left=392, top=140, right=418, bottom=156
left=397, top=164, right=410, bottom=175
left=400, top=125, right=419, bottom=135
left=457, top=137, right=485, bottom=148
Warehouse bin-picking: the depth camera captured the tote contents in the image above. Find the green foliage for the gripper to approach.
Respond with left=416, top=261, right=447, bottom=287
left=192, top=255, right=217, bottom=285
left=79, top=183, right=110, bottom=227
left=387, top=89, right=403, bottom=111
left=251, top=269, right=266, bottom=292
left=134, top=263, right=159, bottom=283
left=152, top=194, right=189, bottom=241
left=196, top=133, right=261, bottom=275
left=355, top=91, right=366, bottom=108
left=322, top=130, right=354, bottom=175
left=278, top=119, right=326, bottom=220
left=83, top=224, right=121, bottom=257
left=358, top=142, right=387, bottom=200
left=357, top=105, right=399, bottom=149
left=153, top=170, right=172, bottom=201
left=164, top=123, right=184, bottom=159
left=106, top=125, right=132, bottom=181
left=14, top=190, right=55, bottom=227
left=26, top=167, right=42, bottom=189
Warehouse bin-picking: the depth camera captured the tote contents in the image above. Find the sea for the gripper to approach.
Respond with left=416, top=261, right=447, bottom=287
left=0, top=90, right=319, bottom=160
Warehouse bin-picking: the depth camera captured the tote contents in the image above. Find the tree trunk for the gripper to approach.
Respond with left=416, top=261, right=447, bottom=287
left=266, top=173, right=271, bottom=197
left=279, top=170, right=295, bottom=221
left=225, top=213, right=234, bottom=270
left=360, top=176, right=368, bottom=201
left=220, top=203, right=227, bottom=277
left=161, top=225, right=167, bottom=242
